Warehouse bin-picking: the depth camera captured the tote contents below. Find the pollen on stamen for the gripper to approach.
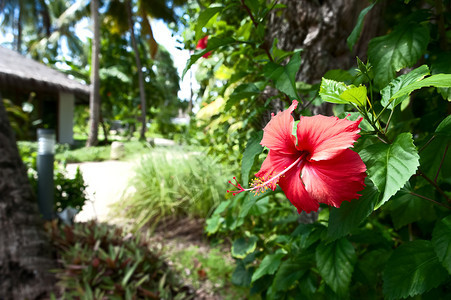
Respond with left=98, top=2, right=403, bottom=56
left=250, top=177, right=267, bottom=195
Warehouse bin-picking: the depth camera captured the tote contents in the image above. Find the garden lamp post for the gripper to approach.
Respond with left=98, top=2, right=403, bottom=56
left=37, top=128, right=55, bottom=220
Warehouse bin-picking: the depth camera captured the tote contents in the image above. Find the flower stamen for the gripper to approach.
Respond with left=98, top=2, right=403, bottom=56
left=227, top=155, right=304, bottom=196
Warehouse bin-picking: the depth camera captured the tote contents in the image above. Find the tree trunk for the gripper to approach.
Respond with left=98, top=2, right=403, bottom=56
left=266, top=0, right=382, bottom=83
left=86, top=0, right=101, bottom=147
left=17, top=1, right=23, bottom=53
left=265, top=0, right=384, bottom=115
left=0, top=95, right=56, bottom=298
left=126, top=0, right=147, bottom=141
left=100, top=112, right=109, bottom=144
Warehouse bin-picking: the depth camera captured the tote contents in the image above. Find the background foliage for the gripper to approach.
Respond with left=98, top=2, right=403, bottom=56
left=183, top=0, right=451, bottom=298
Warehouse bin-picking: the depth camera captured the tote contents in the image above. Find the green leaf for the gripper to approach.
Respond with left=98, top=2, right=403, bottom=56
left=383, top=240, right=449, bottom=299
left=316, top=238, right=357, bottom=294
left=323, top=69, right=354, bottom=83
left=231, top=261, right=253, bottom=286
left=122, top=261, right=139, bottom=286
left=387, top=183, right=435, bottom=229
left=431, top=52, right=451, bottom=101
left=263, top=51, right=302, bottom=100
left=340, top=85, right=367, bottom=107
left=251, top=252, right=286, bottom=282
left=249, top=197, right=270, bottom=215
left=319, top=78, right=350, bottom=104
left=347, top=2, right=376, bottom=51
left=419, top=134, right=451, bottom=182
left=272, top=254, right=314, bottom=291
left=368, top=21, right=430, bottom=89
left=232, top=236, right=258, bottom=259
left=241, top=131, right=264, bottom=187
left=359, top=133, right=420, bottom=209
left=226, top=83, right=261, bottom=110
left=435, top=115, right=451, bottom=137
left=356, top=248, right=391, bottom=284
left=195, top=6, right=223, bottom=41
left=327, top=179, right=379, bottom=240
left=380, top=65, right=430, bottom=110
left=205, top=214, right=222, bottom=234
left=432, top=215, right=451, bottom=274
left=182, top=36, right=236, bottom=78
left=391, top=74, right=451, bottom=100
left=238, top=194, right=258, bottom=219
left=212, top=199, right=231, bottom=215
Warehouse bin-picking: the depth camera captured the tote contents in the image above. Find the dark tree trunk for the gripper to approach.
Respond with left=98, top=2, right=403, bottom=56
left=17, top=2, right=23, bottom=53
left=87, top=0, right=101, bottom=147
left=264, top=0, right=384, bottom=116
left=0, top=95, right=56, bottom=298
left=100, top=113, right=109, bottom=144
left=266, top=0, right=383, bottom=84
left=126, top=0, right=148, bottom=141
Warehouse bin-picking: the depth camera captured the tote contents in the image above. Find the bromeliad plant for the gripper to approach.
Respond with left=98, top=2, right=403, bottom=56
left=48, top=221, right=194, bottom=299
left=185, top=0, right=451, bottom=299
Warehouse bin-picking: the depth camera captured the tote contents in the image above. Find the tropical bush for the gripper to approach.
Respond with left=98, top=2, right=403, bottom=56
left=114, top=148, right=234, bottom=230
left=167, top=245, right=252, bottom=299
left=184, top=0, right=451, bottom=299
left=18, top=141, right=88, bottom=213
left=48, top=221, right=194, bottom=299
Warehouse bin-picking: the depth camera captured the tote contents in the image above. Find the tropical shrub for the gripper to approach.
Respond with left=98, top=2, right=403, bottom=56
left=48, top=221, right=194, bottom=299
left=185, top=0, right=451, bottom=299
left=18, top=141, right=88, bottom=213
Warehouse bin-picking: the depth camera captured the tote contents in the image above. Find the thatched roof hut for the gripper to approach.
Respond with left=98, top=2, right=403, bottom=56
left=0, top=46, right=90, bottom=144
left=0, top=46, right=89, bottom=98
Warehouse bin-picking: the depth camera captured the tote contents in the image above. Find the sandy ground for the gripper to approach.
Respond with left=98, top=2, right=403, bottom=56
left=66, top=160, right=137, bottom=223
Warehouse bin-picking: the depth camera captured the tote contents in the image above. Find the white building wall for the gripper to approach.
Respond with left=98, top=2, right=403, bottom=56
left=58, top=92, right=74, bottom=144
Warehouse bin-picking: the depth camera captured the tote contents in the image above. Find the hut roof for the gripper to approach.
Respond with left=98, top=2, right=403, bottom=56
left=0, top=46, right=90, bottom=99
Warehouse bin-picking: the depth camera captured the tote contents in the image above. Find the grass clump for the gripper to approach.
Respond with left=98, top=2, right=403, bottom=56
left=115, top=149, right=232, bottom=230
left=57, top=145, right=111, bottom=163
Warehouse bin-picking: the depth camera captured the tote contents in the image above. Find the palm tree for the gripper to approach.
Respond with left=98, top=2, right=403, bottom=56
left=125, top=0, right=148, bottom=140
left=105, top=0, right=186, bottom=140
left=0, top=0, right=51, bottom=53
left=86, top=0, right=100, bottom=147
left=27, top=0, right=88, bottom=64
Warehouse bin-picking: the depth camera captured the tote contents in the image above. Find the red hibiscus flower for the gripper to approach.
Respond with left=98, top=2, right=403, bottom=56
left=228, top=100, right=367, bottom=213
left=196, top=36, right=212, bottom=58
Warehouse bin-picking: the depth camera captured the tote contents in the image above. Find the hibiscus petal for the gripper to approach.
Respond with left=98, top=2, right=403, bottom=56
left=296, top=115, right=362, bottom=161
left=255, top=150, right=299, bottom=190
left=301, top=149, right=367, bottom=208
left=278, top=165, right=319, bottom=213
left=260, top=100, right=299, bottom=155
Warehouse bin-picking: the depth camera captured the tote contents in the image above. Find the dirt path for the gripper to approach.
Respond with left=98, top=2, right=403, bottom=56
left=66, top=160, right=137, bottom=223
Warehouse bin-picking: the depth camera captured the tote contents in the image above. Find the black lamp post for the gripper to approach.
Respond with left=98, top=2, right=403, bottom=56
left=37, top=128, right=55, bottom=220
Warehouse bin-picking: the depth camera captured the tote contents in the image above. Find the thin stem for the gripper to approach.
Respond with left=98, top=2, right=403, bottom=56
left=301, top=94, right=318, bottom=111
left=418, top=135, right=435, bottom=153
left=417, top=170, right=451, bottom=204
left=240, top=0, right=258, bottom=27
left=240, top=0, right=274, bottom=64
left=409, top=192, right=451, bottom=210
left=384, top=109, right=394, bottom=134
left=434, top=144, right=449, bottom=183
left=355, top=104, right=390, bottom=143
left=408, top=223, right=413, bottom=241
